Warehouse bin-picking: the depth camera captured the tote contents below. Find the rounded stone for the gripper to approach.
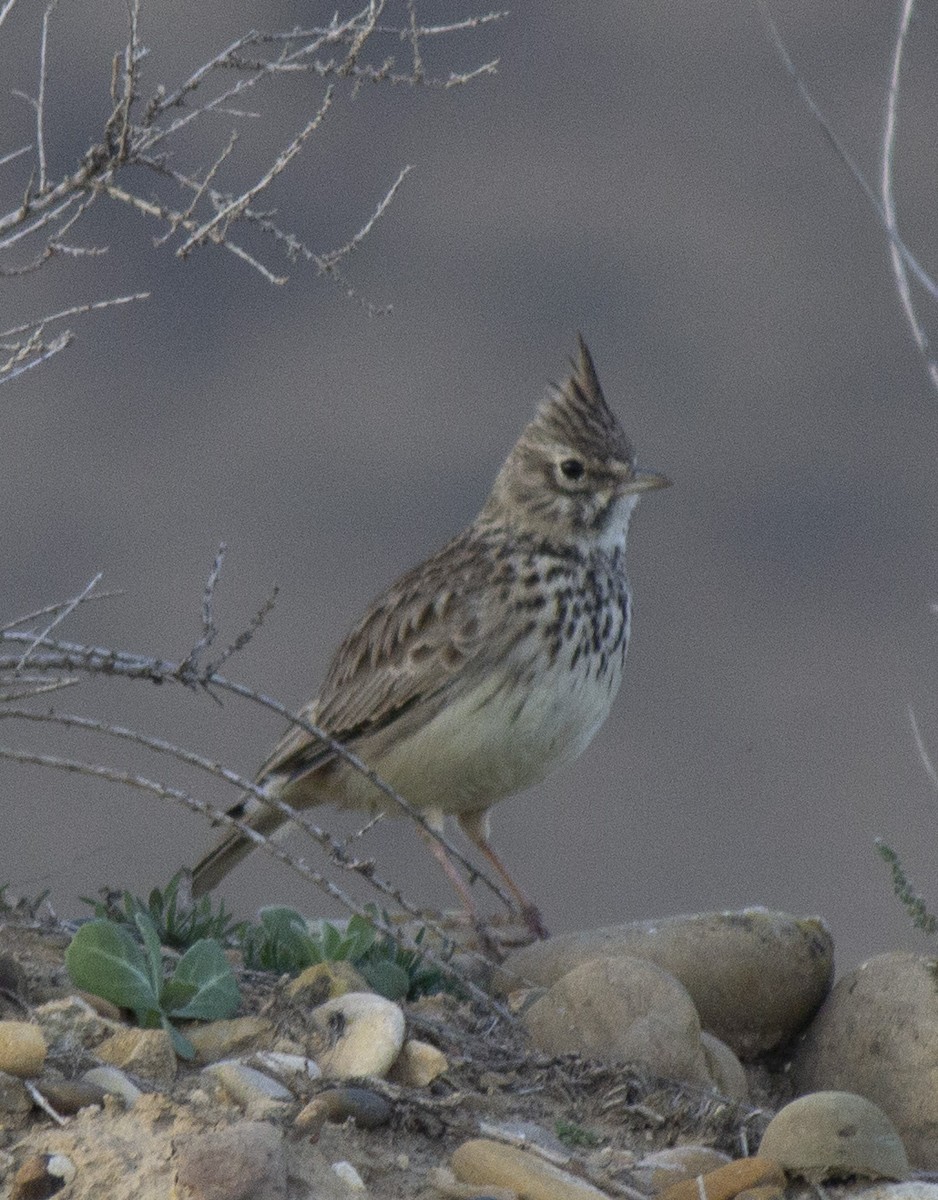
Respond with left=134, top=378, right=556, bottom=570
left=700, top=1032, right=749, bottom=1101
left=294, top=1086, right=392, bottom=1137
left=792, top=952, right=938, bottom=1169
left=309, top=991, right=405, bottom=1080
left=632, top=1146, right=731, bottom=1193
left=523, top=954, right=712, bottom=1085
left=81, top=1065, right=143, bottom=1108
left=0, top=1020, right=46, bottom=1078
left=657, top=1157, right=785, bottom=1200
left=451, top=1138, right=610, bottom=1199
left=204, top=1060, right=294, bottom=1115
left=174, top=1120, right=286, bottom=1200
left=95, top=1027, right=177, bottom=1083
left=497, top=909, right=833, bottom=1057
left=387, top=1038, right=448, bottom=1087
left=286, top=961, right=370, bottom=1006
left=182, top=1016, right=274, bottom=1064
left=757, top=1091, right=909, bottom=1182
left=35, top=1077, right=107, bottom=1114
left=32, top=996, right=116, bottom=1051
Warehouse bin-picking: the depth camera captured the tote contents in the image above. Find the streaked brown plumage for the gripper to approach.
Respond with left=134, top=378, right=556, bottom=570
left=191, top=336, right=669, bottom=939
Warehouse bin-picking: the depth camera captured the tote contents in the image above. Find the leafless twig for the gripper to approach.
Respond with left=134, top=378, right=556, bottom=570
left=758, top=1, right=938, bottom=396
left=1, top=1, right=506, bottom=373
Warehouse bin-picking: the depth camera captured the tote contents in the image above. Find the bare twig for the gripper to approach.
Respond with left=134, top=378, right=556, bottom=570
left=0, top=145, right=32, bottom=169
left=0, top=0, right=22, bottom=32
left=0, top=625, right=518, bottom=914
left=2, top=589, right=122, bottom=634
left=881, top=0, right=938, bottom=392
left=14, top=573, right=103, bottom=671
left=176, top=90, right=335, bottom=258
left=1, top=1, right=506, bottom=370
left=758, top=1, right=938, bottom=394
left=36, top=0, right=62, bottom=192
left=0, top=328, right=72, bottom=382
left=0, top=737, right=508, bottom=1013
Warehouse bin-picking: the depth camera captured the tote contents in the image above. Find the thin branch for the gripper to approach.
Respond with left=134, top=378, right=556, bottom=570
left=758, top=2, right=938, bottom=303
left=15, top=573, right=102, bottom=671
left=176, top=90, right=335, bottom=257
left=0, top=677, right=78, bottom=703
left=0, top=0, right=21, bottom=31
left=909, top=707, right=938, bottom=792
left=0, top=329, right=71, bottom=382
left=880, top=0, right=938, bottom=392
left=319, top=163, right=412, bottom=270
left=2, top=589, right=121, bottom=634
left=0, top=740, right=508, bottom=1015
left=0, top=628, right=517, bottom=913
left=36, top=0, right=61, bottom=192
left=0, top=146, right=32, bottom=169
left=0, top=293, right=150, bottom=341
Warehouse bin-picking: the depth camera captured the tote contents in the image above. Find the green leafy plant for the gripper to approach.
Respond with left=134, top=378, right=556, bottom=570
left=83, top=871, right=243, bottom=951
left=875, top=839, right=938, bottom=935
left=555, top=1119, right=603, bottom=1149
left=240, top=905, right=450, bottom=1001
left=65, top=910, right=240, bottom=1058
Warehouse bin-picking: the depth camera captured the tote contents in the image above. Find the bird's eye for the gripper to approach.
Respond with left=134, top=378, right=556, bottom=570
left=558, top=458, right=585, bottom=481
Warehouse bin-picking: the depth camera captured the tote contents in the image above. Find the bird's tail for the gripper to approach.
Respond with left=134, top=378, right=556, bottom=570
left=190, top=782, right=286, bottom=897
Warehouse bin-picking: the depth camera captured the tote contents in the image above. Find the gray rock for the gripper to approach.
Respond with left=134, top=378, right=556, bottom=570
left=498, top=908, right=833, bottom=1057
left=792, top=951, right=938, bottom=1169
left=203, top=1060, right=294, bottom=1115
left=757, top=1090, right=909, bottom=1181
left=81, top=1065, right=144, bottom=1108
left=700, top=1032, right=749, bottom=1101
left=522, top=954, right=713, bottom=1085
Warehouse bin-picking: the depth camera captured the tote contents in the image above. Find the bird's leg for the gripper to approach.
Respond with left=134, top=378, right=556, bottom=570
left=457, top=810, right=550, bottom=941
left=417, top=824, right=506, bottom=959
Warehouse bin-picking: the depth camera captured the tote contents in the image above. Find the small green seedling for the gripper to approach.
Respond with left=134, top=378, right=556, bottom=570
left=83, top=871, right=242, bottom=951
left=555, top=1119, right=603, bottom=1149
left=240, top=906, right=449, bottom=1001
left=66, top=910, right=240, bottom=1058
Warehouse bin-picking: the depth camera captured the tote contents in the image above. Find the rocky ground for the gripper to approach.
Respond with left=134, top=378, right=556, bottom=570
left=0, top=903, right=934, bottom=1200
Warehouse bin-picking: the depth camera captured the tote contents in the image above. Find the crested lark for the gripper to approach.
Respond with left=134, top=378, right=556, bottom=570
left=191, top=336, right=669, bottom=940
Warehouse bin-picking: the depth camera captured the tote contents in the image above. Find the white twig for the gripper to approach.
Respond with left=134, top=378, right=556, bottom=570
left=881, top=0, right=938, bottom=393
left=0, top=145, right=32, bottom=168
left=320, top=163, right=412, bottom=269
left=15, top=573, right=103, bottom=671
left=909, top=707, right=938, bottom=792
left=176, top=91, right=334, bottom=257
left=0, top=293, right=150, bottom=341
left=24, top=1080, right=68, bottom=1126
left=36, top=0, right=62, bottom=192
left=758, top=4, right=938, bottom=303
left=0, top=329, right=72, bottom=383
left=0, top=0, right=21, bottom=31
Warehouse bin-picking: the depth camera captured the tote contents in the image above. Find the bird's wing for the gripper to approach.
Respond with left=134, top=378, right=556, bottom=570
left=256, top=527, right=526, bottom=784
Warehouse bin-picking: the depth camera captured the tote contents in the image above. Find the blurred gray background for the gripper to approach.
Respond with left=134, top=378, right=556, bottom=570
left=3, top=1, right=938, bottom=976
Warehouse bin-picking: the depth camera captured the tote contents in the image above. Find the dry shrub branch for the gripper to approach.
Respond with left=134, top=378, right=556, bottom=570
left=0, top=0, right=506, bottom=380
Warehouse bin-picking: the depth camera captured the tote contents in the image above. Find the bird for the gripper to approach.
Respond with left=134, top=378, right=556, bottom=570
left=190, top=336, right=669, bottom=942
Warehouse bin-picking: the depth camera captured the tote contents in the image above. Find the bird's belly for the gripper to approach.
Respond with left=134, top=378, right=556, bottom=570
left=322, top=646, right=625, bottom=817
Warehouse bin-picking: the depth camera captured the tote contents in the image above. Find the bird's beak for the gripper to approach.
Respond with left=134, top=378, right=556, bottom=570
left=622, top=469, right=671, bottom=495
